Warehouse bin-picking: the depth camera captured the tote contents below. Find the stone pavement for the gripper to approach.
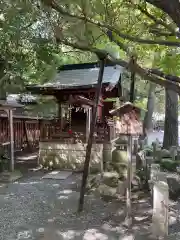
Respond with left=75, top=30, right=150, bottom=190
left=0, top=171, right=179, bottom=240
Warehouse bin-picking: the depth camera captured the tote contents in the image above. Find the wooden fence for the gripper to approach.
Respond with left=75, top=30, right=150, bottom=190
left=0, top=115, right=40, bottom=154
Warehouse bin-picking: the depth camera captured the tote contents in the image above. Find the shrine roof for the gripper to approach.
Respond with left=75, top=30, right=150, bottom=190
left=26, top=61, right=124, bottom=93
left=69, top=95, right=103, bottom=107
left=109, top=102, right=145, bottom=116
left=0, top=100, right=23, bottom=109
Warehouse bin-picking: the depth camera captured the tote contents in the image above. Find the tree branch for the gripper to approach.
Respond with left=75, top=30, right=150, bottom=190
left=149, top=28, right=175, bottom=37
left=149, top=68, right=180, bottom=84
left=58, top=38, right=180, bottom=94
left=145, top=0, right=180, bottom=26
left=136, top=4, right=180, bottom=37
left=105, top=29, right=130, bottom=53
left=43, top=0, right=180, bottom=47
left=105, top=31, right=180, bottom=86
left=155, top=88, right=164, bottom=94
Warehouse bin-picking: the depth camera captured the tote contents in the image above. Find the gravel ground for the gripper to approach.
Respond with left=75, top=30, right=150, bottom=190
left=0, top=171, right=175, bottom=240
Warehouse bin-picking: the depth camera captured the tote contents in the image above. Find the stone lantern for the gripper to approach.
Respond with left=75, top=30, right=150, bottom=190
left=110, top=101, right=143, bottom=225
left=110, top=102, right=143, bottom=176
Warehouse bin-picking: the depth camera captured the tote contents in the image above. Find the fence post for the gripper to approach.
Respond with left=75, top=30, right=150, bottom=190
left=9, top=109, right=14, bottom=172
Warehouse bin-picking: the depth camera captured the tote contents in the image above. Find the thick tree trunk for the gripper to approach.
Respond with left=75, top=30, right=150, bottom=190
left=78, top=59, right=105, bottom=212
left=143, top=83, right=156, bottom=135
left=146, top=0, right=180, bottom=26
left=163, top=88, right=178, bottom=149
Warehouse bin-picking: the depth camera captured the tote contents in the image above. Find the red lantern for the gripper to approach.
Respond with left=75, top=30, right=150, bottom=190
left=68, top=129, right=72, bottom=134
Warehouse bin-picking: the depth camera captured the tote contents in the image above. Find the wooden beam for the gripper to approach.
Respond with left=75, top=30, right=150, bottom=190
left=78, top=59, right=105, bottom=212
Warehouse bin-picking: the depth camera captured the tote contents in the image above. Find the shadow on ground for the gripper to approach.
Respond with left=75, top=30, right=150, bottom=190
left=0, top=172, right=179, bottom=239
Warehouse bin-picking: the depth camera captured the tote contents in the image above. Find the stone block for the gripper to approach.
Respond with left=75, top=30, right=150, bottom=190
left=152, top=181, right=169, bottom=238
left=170, top=146, right=177, bottom=161
left=116, top=180, right=126, bottom=196
left=102, top=172, right=119, bottom=187
left=167, top=174, right=180, bottom=200
left=112, top=149, right=127, bottom=164
left=136, top=150, right=145, bottom=170
left=39, top=142, right=103, bottom=172
left=103, top=143, right=112, bottom=170
left=161, top=149, right=170, bottom=158
left=149, top=164, right=160, bottom=192
left=150, top=164, right=160, bottom=181
left=87, top=174, right=102, bottom=190
left=0, top=170, right=22, bottom=183
left=96, top=183, right=117, bottom=197
left=156, top=172, right=167, bottom=182
left=112, top=163, right=127, bottom=177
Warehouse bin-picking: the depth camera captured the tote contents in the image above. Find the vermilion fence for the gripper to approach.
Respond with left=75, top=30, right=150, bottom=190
left=0, top=115, right=41, bottom=154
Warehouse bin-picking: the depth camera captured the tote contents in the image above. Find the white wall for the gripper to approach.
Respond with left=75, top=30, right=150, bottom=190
left=147, top=130, right=180, bottom=146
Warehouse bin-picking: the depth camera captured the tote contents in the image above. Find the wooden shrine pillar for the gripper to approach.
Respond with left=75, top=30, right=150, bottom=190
left=3, top=108, right=15, bottom=172
left=85, top=106, right=92, bottom=142
left=58, top=102, right=64, bottom=130
left=9, top=109, right=14, bottom=171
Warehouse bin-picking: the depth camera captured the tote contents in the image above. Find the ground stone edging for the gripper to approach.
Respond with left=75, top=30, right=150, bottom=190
left=0, top=170, right=23, bottom=183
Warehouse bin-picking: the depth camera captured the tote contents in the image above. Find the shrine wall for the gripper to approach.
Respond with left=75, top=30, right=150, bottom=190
left=39, top=141, right=104, bottom=173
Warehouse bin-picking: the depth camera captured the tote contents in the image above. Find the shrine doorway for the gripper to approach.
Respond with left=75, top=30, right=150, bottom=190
left=71, top=107, right=87, bottom=133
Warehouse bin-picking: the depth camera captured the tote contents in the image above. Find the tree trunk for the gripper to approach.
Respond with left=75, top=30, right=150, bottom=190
left=163, top=88, right=178, bottom=149
left=143, top=83, right=156, bottom=135
left=129, top=66, right=135, bottom=103
left=78, top=59, right=105, bottom=212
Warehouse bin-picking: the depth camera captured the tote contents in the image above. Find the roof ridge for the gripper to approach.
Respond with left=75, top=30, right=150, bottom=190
left=58, top=61, right=116, bottom=72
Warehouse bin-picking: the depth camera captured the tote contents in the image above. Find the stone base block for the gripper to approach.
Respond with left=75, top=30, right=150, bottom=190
left=39, top=141, right=103, bottom=173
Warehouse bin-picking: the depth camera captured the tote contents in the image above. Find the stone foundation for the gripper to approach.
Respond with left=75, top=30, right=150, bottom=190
left=39, top=141, right=103, bottom=172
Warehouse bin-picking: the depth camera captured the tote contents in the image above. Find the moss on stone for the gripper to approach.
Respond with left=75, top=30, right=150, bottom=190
left=160, top=159, right=180, bottom=172
left=39, top=143, right=103, bottom=172
left=112, top=149, right=127, bottom=164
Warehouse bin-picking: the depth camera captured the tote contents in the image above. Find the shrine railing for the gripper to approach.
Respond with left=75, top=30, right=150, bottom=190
left=0, top=116, right=119, bottom=153
left=40, top=119, right=61, bottom=141
left=40, top=119, right=117, bottom=143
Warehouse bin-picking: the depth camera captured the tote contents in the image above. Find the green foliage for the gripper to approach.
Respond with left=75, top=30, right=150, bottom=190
left=160, top=159, right=180, bottom=172
left=0, top=0, right=95, bottom=98
left=0, top=0, right=178, bottom=117
left=24, top=96, right=58, bottom=118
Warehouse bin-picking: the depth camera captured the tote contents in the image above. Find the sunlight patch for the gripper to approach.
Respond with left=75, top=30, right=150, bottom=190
left=58, top=189, right=73, bottom=194
left=57, top=230, right=82, bottom=239
left=14, top=181, right=41, bottom=185
left=57, top=195, right=69, bottom=200
left=42, top=171, right=72, bottom=180
left=17, top=230, right=32, bottom=239
left=36, top=228, right=45, bottom=233
left=83, top=229, right=108, bottom=240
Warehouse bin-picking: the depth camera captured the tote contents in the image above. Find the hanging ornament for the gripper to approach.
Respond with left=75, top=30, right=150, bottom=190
left=68, top=129, right=72, bottom=134
left=68, top=104, right=72, bottom=134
